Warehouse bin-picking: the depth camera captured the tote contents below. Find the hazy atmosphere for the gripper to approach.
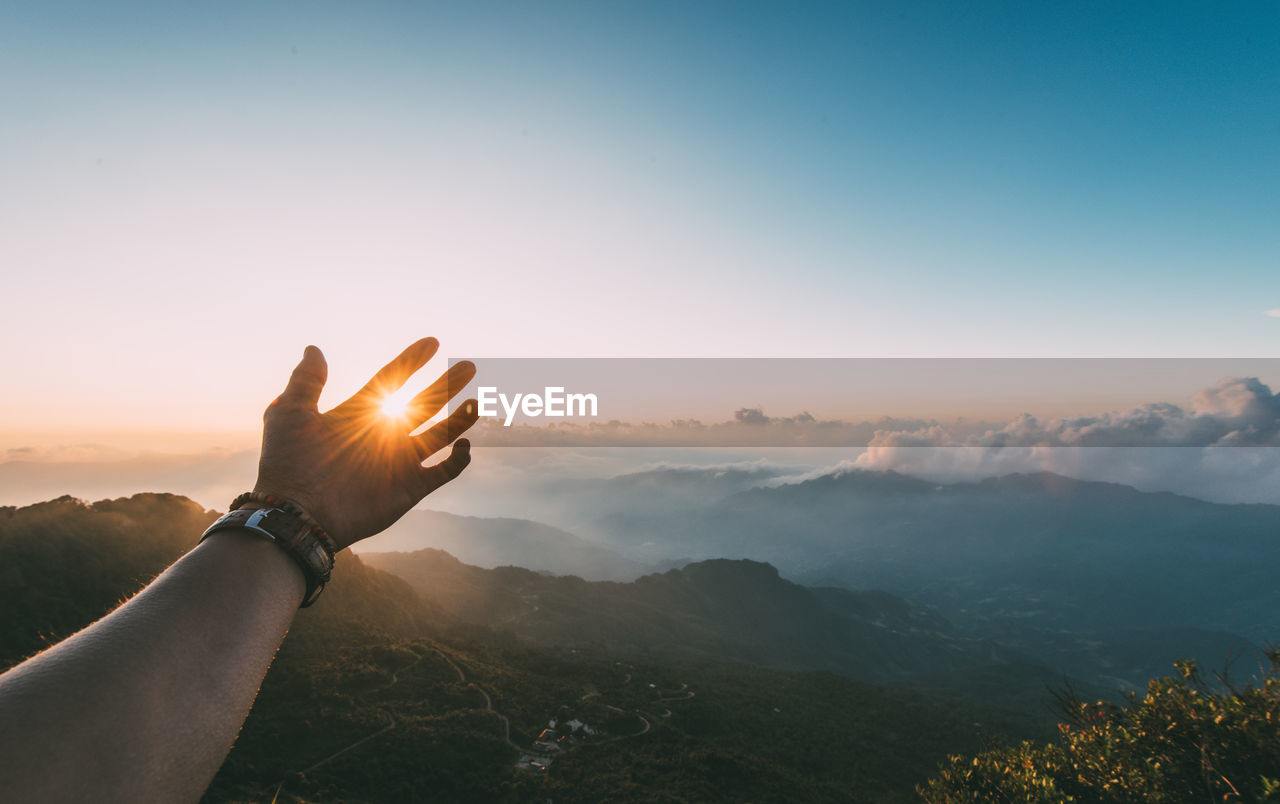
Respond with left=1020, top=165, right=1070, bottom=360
left=3, top=2, right=1279, bottom=802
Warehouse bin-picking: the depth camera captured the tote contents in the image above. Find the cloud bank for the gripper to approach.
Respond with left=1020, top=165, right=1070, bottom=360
left=862, top=377, right=1280, bottom=449
left=849, top=378, right=1280, bottom=503
left=464, top=377, right=1280, bottom=449
left=5, top=378, right=1278, bottom=510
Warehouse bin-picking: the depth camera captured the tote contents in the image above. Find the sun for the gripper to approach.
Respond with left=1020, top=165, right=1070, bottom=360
left=379, top=390, right=412, bottom=419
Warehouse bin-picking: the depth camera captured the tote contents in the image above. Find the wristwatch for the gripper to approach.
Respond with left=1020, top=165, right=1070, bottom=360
left=200, top=507, right=334, bottom=607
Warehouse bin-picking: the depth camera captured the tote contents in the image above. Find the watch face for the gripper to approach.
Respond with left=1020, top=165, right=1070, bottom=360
left=255, top=509, right=303, bottom=542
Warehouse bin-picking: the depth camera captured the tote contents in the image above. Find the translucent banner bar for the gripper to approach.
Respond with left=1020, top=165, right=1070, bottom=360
left=445, top=358, right=1280, bottom=447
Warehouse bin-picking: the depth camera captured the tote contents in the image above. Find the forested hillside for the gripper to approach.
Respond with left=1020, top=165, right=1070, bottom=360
left=362, top=548, right=1053, bottom=693
left=1, top=494, right=1044, bottom=802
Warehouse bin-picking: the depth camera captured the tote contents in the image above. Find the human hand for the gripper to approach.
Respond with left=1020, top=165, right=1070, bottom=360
left=251, top=339, right=478, bottom=551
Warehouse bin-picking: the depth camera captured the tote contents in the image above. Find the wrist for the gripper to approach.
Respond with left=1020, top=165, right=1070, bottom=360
left=201, top=502, right=336, bottom=607
left=199, top=527, right=307, bottom=604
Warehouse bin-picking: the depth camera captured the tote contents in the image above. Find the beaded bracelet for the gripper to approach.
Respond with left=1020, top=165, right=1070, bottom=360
left=230, top=491, right=339, bottom=558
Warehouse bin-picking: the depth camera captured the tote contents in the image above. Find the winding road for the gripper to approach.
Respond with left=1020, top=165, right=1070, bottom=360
left=429, top=647, right=522, bottom=752
left=263, top=652, right=424, bottom=799
left=261, top=649, right=688, bottom=798
left=263, top=646, right=523, bottom=800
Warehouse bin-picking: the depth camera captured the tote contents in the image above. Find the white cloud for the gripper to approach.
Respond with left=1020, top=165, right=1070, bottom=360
left=848, top=377, right=1280, bottom=504
left=759, top=459, right=864, bottom=487
left=1266, top=309, right=1280, bottom=318
left=854, top=377, right=1280, bottom=450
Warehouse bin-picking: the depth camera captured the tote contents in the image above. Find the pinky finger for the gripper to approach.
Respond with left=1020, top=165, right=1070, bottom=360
left=419, top=438, right=471, bottom=495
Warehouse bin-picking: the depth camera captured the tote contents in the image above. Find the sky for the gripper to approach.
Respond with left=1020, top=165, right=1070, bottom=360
left=2, top=0, right=1279, bottom=451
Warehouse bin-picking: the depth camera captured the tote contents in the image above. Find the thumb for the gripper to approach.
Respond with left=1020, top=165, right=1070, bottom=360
left=278, top=345, right=328, bottom=409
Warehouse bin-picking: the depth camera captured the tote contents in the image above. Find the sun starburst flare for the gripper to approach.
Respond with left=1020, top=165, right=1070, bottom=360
left=379, top=389, right=413, bottom=419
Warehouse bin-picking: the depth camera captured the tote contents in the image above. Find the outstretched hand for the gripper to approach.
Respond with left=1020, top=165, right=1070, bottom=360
left=252, top=339, right=478, bottom=551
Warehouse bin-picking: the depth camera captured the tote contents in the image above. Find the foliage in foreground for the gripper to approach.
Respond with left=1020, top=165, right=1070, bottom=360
left=920, top=654, right=1280, bottom=802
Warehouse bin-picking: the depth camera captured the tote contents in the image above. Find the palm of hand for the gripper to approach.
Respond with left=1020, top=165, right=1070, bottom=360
left=252, top=340, right=477, bottom=551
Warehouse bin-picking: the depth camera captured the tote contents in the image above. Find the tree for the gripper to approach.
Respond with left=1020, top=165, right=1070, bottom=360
left=920, top=651, right=1280, bottom=802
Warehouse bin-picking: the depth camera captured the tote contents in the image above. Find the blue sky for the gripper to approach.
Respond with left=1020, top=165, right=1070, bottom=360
left=1, top=1, right=1278, bottom=440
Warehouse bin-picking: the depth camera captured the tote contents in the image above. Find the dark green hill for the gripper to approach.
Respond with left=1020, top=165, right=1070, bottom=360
left=361, top=548, right=1072, bottom=701
left=0, top=494, right=446, bottom=667
left=0, top=493, right=212, bottom=667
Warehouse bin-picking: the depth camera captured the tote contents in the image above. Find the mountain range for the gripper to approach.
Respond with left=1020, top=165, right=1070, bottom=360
left=357, top=509, right=652, bottom=581
left=568, top=469, right=1279, bottom=642
left=1, top=493, right=1048, bottom=802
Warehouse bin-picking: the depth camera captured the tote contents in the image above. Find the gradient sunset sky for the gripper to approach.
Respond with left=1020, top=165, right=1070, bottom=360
left=2, top=1, right=1278, bottom=447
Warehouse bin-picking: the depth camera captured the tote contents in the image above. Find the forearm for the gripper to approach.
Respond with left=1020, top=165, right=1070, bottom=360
left=0, top=340, right=474, bottom=802
left=0, top=529, right=304, bottom=803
